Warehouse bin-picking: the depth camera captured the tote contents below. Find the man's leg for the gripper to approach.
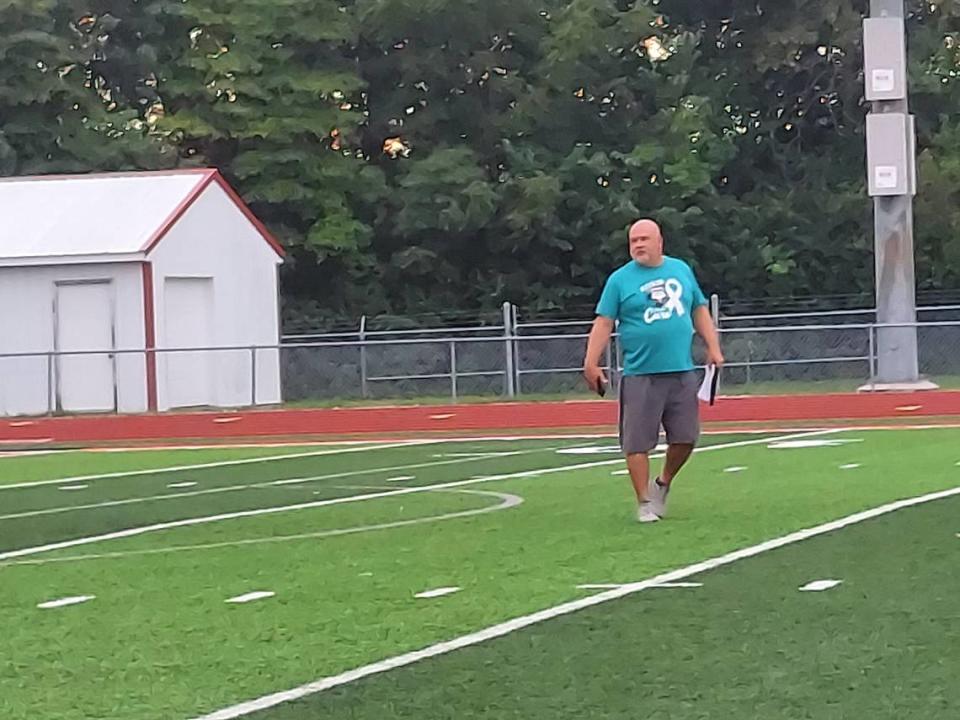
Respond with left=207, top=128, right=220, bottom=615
left=661, top=443, right=694, bottom=485
left=619, top=375, right=666, bottom=522
left=649, top=372, right=702, bottom=517
left=626, top=452, right=651, bottom=503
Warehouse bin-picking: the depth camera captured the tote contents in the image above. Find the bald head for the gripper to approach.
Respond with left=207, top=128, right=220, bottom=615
left=628, top=218, right=664, bottom=267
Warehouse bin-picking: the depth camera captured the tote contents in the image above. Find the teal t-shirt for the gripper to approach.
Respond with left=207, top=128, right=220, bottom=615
left=595, top=256, right=708, bottom=376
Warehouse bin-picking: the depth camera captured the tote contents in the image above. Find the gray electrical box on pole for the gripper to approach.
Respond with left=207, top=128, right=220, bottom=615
left=862, top=0, right=935, bottom=390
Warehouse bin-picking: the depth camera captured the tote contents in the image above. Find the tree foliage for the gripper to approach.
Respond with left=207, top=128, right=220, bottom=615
left=2, top=0, right=959, bottom=326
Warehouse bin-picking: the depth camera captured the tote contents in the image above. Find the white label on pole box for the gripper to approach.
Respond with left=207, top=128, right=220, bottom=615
left=875, top=165, right=898, bottom=189
left=872, top=69, right=896, bottom=94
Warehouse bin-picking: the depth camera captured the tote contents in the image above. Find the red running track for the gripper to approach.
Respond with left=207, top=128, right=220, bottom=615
left=1, top=392, right=959, bottom=445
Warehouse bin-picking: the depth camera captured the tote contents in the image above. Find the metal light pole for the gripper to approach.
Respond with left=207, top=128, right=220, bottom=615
left=862, top=0, right=934, bottom=388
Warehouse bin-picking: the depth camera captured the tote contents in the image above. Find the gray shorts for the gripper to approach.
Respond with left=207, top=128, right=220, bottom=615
left=619, top=371, right=701, bottom=454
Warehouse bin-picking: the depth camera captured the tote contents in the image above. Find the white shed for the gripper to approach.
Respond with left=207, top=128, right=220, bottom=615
left=0, top=168, right=285, bottom=417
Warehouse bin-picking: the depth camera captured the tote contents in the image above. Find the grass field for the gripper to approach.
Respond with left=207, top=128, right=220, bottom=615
left=2, top=427, right=959, bottom=719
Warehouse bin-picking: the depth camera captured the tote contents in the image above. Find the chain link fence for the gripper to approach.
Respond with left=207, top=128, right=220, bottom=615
left=279, top=321, right=960, bottom=403
left=2, top=320, right=959, bottom=416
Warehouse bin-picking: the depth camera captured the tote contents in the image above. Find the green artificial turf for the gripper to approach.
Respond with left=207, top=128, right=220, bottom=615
left=0, top=429, right=957, bottom=720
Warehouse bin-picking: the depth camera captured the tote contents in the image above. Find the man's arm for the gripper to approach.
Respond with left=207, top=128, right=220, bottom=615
left=583, top=316, right=615, bottom=392
left=693, top=305, right=724, bottom=367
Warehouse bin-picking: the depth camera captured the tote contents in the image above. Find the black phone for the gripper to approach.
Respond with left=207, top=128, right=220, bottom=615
left=596, top=379, right=607, bottom=398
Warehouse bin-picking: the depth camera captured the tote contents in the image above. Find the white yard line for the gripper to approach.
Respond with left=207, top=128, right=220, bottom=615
left=414, top=587, right=461, bottom=599
left=0, top=441, right=434, bottom=491
left=225, top=591, right=275, bottom=604
left=0, top=430, right=839, bottom=564
left=37, top=595, right=96, bottom=609
left=190, top=480, right=960, bottom=720
left=799, top=579, right=843, bottom=592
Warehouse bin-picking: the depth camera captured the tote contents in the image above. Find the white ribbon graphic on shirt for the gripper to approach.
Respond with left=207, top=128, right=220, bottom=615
left=663, top=279, right=685, bottom=316
left=643, top=278, right=686, bottom=324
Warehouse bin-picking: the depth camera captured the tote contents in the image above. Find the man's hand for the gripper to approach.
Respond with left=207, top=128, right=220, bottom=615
left=705, top=346, right=725, bottom=368
left=583, top=316, right=615, bottom=394
left=583, top=364, right=608, bottom=394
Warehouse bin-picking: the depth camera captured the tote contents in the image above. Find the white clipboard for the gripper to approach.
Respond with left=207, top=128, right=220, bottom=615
left=698, top=364, right=720, bottom=405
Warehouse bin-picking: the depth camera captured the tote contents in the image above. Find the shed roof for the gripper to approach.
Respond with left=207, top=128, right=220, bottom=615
left=0, top=168, right=284, bottom=267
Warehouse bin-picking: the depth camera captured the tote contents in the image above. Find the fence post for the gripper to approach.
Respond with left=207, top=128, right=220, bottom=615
left=359, top=315, right=369, bottom=399
left=250, top=346, right=258, bottom=406
left=502, top=301, right=516, bottom=397
left=513, top=303, right=523, bottom=395
left=47, top=351, right=55, bottom=415
left=868, top=324, right=877, bottom=381
left=449, top=340, right=458, bottom=402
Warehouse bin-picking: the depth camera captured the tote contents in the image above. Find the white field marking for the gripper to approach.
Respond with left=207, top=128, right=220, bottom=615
left=58, top=484, right=89, bottom=491
left=190, top=481, right=960, bottom=720
left=558, top=444, right=668, bottom=455
left=414, top=587, right=461, bottom=599
left=0, top=450, right=62, bottom=459
left=723, top=466, right=747, bottom=473
left=577, top=582, right=702, bottom=590
left=767, top=439, right=863, bottom=450
left=0, top=485, right=249, bottom=522
left=168, top=481, right=199, bottom=489
left=75, top=437, right=620, bottom=455
left=431, top=451, right=525, bottom=459
left=799, top=579, right=843, bottom=592
left=576, top=584, right=623, bottom=590
left=0, top=446, right=559, bottom=522
left=340, top=425, right=960, bottom=444
left=225, top=591, right=275, bottom=604
left=839, top=464, right=862, bottom=470
left=0, top=441, right=435, bottom=492
left=51, top=436, right=610, bottom=456
left=386, top=476, right=416, bottom=483
left=26, top=426, right=951, bottom=460
left=1, top=490, right=524, bottom=567
left=87, top=441, right=376, bottom=452
left=555, top=446, right=623, bottom=455
left=0, top=433, right=749, bottom=458
left=37, top=595, right=95, bottom=609
left=258, top=448, right=555, bottom=486
left=0, top=430, right=839, bottom=565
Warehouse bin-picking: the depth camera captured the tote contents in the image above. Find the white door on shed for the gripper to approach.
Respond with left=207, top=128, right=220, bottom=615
left=162, top=276, right=214, bottom=408
left=54, top=281, right=116, bottom=413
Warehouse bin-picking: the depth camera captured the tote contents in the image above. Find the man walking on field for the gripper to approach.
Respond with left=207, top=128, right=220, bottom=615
left=583, top=219, right=724, bottom=523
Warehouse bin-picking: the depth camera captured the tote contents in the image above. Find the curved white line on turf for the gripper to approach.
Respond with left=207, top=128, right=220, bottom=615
left=0, top=430, right=841, bottom=563
left=188, top=481, right=960, bottom=720
left=0, top=447, right=558, bottom=521
left=1, top=490, right=523, bottom=567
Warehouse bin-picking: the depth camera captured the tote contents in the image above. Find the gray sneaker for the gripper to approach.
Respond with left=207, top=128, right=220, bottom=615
left=648, top=477, right=670, bottom=518
left=637, top=502, right=660, bottom=523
